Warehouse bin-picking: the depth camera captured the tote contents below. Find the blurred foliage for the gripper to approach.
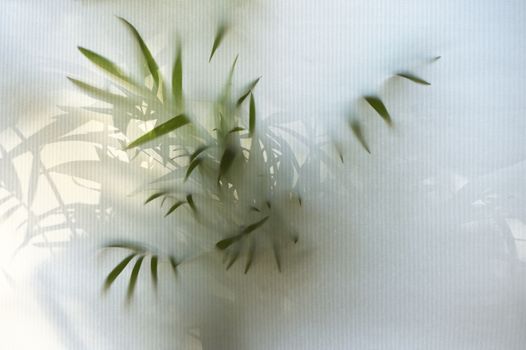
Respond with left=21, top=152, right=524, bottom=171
left=67, top=17, right=440, bottom=300
left=70, top=19, right=305, bottom=299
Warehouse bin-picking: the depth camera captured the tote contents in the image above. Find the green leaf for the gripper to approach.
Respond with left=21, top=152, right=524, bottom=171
left=189, top=145, right=209, bottom=163
left=78, top=46, right=129, bottom=82
left=364, top=96, right=392, bottom=126
left=67, top=77, right=127, bottom=105
left=333, top=143, right=344, bottom=163
left=271, top=241, right=281, bottom=272
left=169, top=256, right=178, bottom=276
left=227, top=127, right=245, bottom=135
left=241, top=216, right=270, bottom=234
left=249, top=93, right=256, bottom=136
left=350, top=120, right=371, bottom=153
left=218, top=55, right=238, bottom=104
left=209, top=23, right=227, bottom=62
left=184, top=158, right=202, bottom=182
left=215, top=216, right=270, bottom=250
left=226, top=249, right=241, bottom=270
left=218, top=147, right=237, bottom=182
left=164, top=201, right=185, bottom=217
left=396, top=72, right=430, bottom=85
left=236, top=77, right=261, bottom=106
left=227, top=55, right=239, bottom=84
left=127, top=255, right=145, bottom=301
left=216, top=234, right=243, bottom=250
left=150, top=255, right=158, bottom=289
left=244, top=238, right=255, bottom=274
left=118, top=17, right=159, bottom=89
left=172, top=47, right=184, bottom=108
left=351, top=120, right=371, bottom=153
left=125, top=114, right=190, bottom=149
left=104, top=253, right=136, bottom=291
left=144, top=192, right=166, bottom=205
left=297, top=194, right=302, bottom=207
left=186, top=194, right=197, bottom=212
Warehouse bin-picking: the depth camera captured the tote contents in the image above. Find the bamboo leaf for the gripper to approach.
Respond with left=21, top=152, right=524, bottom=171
left=118, top=17, right=160, bottom=89
left=364, top=96, right=392, bottom=126
left=165, top=201, right=185, bottom=217
left=249, top=93, right=256, bottom=136
left=216, top=234, right=243, bottom=250
left=172, top=47, right=184, bottom=108
left=127, top=255, right=145, bottom=301
left=184, top=158, right=202, bottom=182
left=144, top=192, right=166, bottom=205
left=350, top=120, right=371, bottom=153
left=189, top=145, right=209, bottom=163
left=241, top=216, right=270, bottom=234
left=209, top=24, right=227, bottom=62
left=396, top=72, right=430, bottom=85
left=226, top=249, right=241, bottom=270
left=227, top=127, right=245, bottom=135
left=150, top=255, right=158, bottom=289
left=228, top=55, right=239, bottom=81
left=68, top=77, right=127, bottom=105
left=236, top=77, right=261, bottom=105
left=169, top=256, right=178, bottom=276
left=125, top=114, right=190, bottom=149
left=333, top=142, right=344, bottom=163
left=78, top=47, right=129, bottom=82
left=104, top=253, right=136, bottom=291
left=218, top=55, right=238, bottom=104
left=216, top=216, right=270, bottom=250
left=218, top=147, right=237, bottom=182
left=186, top=194, right=197, bottom=212
left=227, top=55, right=239, bottom=84
left=271, top=241, right=281, bottom=272
left=244, top=238, right=255, bottom=274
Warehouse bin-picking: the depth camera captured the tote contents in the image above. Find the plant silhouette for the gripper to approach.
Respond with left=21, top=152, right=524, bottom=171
left=69, top=18, right=311, bottom=299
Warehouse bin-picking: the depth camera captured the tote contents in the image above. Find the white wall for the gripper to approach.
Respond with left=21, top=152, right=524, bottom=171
left=1, top=0, right=525, bottom=349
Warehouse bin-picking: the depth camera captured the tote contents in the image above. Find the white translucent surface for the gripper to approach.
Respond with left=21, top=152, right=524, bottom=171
left=0, top=0, right=525, bottom=349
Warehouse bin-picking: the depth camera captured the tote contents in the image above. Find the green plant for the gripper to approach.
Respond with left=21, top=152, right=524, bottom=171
left=70, top=18, right=305, bottom=300
left=69, top=17, right=436, bottom=300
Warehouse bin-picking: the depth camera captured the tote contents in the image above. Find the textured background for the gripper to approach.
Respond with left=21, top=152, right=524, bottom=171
left=0, top=0, right=525, bottom=349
